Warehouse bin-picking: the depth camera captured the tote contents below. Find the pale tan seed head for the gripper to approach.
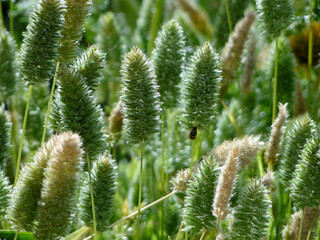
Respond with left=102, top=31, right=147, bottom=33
left=282, top=207, right=320, bottom=240
left=213, top=148, right=239, bottom=220
left=265, top=103, right=288, bottom=167
left=212, top=135, right=263, bottom=168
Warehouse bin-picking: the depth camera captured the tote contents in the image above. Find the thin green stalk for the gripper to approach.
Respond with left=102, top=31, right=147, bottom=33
left=9, top=0, right=13, bottom=33
left=109, top=190, right=177, bottom=228
left=136, top=140, right=144, bottom=239
left=306, top=207, right=319, bottom=240
left=41, top=61, right=60, bottom=147
left=216, top=215, right=221, bottom=238
left=272, top=37, right=279, bottom=123
left=307, top=0, right=313, bottom=113
left=225, top=0, right=232, bottom=33
left=257, top=152, right=264, bottom=177
left=14, top=85, right=32, bottom=187
left=286, top=196, right=291, bottom=225
left=175, top=219, right=184, bottom=240
left=185, top=231, right=188, bottom=240
left=147, top=0, right=165, bottom=54
left=190, top=135, right=197, bottom=171
left=298, top=208, right=305, bottom=240
left=160, top=111, right=166, bottom=240
left=10, top=98, right=18, bottom=174
left=165, top=109, right=170, bottom=189
left=161, top=112, right=165, bottom=190
left=13, top=228, right=19, bottom=240
left=200, top=231, right=206, bottom=240
left=86, top=153, right=97, bottom=240
left=0, top=0, right=4, bottom=30
left=221, top=100, right=242, bottom=136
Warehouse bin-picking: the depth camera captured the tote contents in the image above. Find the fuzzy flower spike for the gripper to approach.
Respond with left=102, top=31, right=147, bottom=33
left=180, top=42, right=221, bottom=131
left=120, top=47, right=161, bottom=143
left=256, top=0, right=294, bottom=41
left=152, top=19, right=186, bottom=109
left=20, top=0, right=65, bottom=85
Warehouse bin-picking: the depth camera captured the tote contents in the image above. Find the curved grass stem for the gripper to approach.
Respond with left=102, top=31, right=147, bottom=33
left=41, top=61, right=60, bottom=147
left=14, top=85, right=32, bottom=187
left=272, top=37, right=279, bottom=123
left=86, top=153, right=97, bottom=240
left=200, top=230, right=206, bottom=240
left=109, top=190, right=177, bottom=228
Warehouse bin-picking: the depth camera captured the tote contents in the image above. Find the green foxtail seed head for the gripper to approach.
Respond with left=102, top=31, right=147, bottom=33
left=256, top=0, right=294, bottom=41
left=279, top=114, right=316, bottom=190
left=72, top=45, right=106, bottom=91
left=120, top=47, right=161, bottom=143
left=58, top=0, right=91, bottom=62
left=290, top=133, right=320, bottom=209
left=35, top=132, right=83, bottom=239
left=96, top=12, right=124, bottom=65
left=230, top=179, right=271, bottom=240
left=0, top=29, right=18, bottom=99
left=180, top=42, right=221, bottom=130
left=80, top=151, right=117, bottom=231
left=265, top=103, right=288, bottom=167
left=152, top=19, right=186, bottom=109
left=7, top=134, right=60, bottom=231
left=221, top=10, right=256, bottom=94
left=0, top=169, right=11, bottom=222
left=182, top=155, right=220, bottom=235
left=20, top=0, right=65, bottom=85
left=52, top=66, right=105, bottom=159
left=213, top=148, right=238, bottom=220
left=0, top=105, right=11, bottom=170
left=212, top=135, right=262, bottom=168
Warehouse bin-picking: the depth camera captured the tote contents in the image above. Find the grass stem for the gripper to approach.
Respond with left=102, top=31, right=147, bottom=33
left=41, top=61, right=60, bottom=147
left=9, top=0, right=13, bottom=33
left=175, top=218, right=184, bottom=240
left=0, top=0, right=4, bottom=30
left=307, top=0, right=313, bottom=114
left=86, top=153, right=97, bottom=240
left=160, top=112, right=165, bottom=239
left=14, top=85, right=32, bottom=187
left=200, top=230, right=206, bottom=240
left=225, top=0, right=232, bottom=33
left=109, top=190, right=177, bottom=228
left=136, top=140, right=144, bottom=239
left=298, top=208, right=305, bottom=240
left=272, top=37, right=279, bottom=123
left=306, top=207, right=319, bottom=240
left=147, top=0, right=164, bottom=55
